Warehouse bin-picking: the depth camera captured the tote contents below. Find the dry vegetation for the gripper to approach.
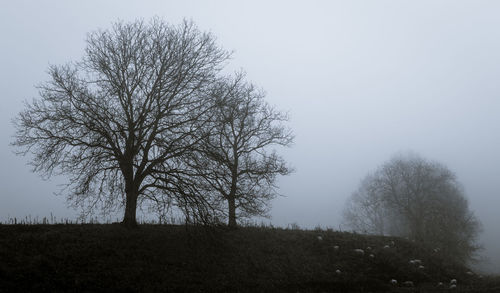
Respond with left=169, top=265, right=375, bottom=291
left=1, top=223, right=499, bottom=292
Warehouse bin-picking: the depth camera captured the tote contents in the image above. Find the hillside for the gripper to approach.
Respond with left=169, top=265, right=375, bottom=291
left=0, top=224, right=498, bottom=292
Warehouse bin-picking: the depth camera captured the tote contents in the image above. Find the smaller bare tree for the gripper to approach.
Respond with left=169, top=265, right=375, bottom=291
left=190, top=73, right=294, bottom=228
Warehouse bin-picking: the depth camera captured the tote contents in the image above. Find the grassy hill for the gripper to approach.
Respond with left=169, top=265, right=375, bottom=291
left=0, top=224, right=499, bottom=292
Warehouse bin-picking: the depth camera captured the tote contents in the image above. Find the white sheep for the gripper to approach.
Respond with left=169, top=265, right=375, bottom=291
left=383, top=245, right=390, bottom=249
left=335, top=269, right=341, bottom=274
left=450, top=279, right=457, bottom=285
left=436, top=282, right=444, bottom=288
left=369, top=254, right=375, bottom=258
left=418, top=265, right=425, bottom=270
left=390, top=279, right=397, bottom=285
left=317, top=235, right=323, bottom=241
left=354, top=249, right=365, bottom=255
left=450, top=284, right=457, bottom=289
left=333, top=245, right=339, bottom=250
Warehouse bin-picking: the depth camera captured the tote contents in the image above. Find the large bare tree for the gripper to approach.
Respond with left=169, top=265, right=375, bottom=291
left=343, top=153, right=481, bottom=264
left=189, top=73, right=294, bottom=227
left=12, top=19, right=230, bottom=226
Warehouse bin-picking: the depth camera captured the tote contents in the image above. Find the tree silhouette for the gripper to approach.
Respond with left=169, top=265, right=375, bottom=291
left=12, top=19, right=230, bottom=226
left=190, top=73, right=294, bottom=227
left=343, top=153, right=481, bottom=263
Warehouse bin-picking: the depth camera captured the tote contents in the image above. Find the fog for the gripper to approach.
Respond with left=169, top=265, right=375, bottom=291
left=1, top=1, right=500, bottom=273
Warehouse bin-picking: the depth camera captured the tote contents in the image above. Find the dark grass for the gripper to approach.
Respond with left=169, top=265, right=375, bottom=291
left=0, top=224, right=498, bottom=292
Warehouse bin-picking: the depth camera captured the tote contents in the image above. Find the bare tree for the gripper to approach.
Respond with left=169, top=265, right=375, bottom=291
left=12, top=18, right=230, bottom=227
left=343, top=153, right=481, bottom=264
left=343, top=175, right=392, bottom=235
left=189, top=73, right=294, bottom=228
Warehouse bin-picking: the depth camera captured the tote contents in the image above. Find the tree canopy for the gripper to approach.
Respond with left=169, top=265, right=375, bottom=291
left=13, top=19, right=231, bottom=226
left=12, top=18, right=294, bottom=227
left=343, top=153, right=481, bottom=264
left=190, top=73, right=294, bottom=227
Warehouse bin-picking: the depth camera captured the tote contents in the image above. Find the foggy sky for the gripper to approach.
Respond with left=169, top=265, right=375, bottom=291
left=1, top=0, right=500, bottom=272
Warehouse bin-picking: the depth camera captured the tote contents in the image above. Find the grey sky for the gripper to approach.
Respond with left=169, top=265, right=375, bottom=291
left=1, top=0, right=500, bottom=272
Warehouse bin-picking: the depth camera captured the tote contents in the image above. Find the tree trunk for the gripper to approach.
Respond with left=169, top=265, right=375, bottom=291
left=122, top=186, right=139, bottom=227
left=228, top=160, right=238, bottom=228
left=228, top=196, right=237, bottom=228
left=411, top=217, right=423, bottom=242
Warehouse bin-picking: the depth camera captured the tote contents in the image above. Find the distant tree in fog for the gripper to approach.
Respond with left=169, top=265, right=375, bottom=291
left=343, top=174, right=393, bottom=235
left=12, top=18, right=230, bottom=227
left=188, top=72, right=294, bottom=228
left=343, top=153, right=481, bottom=264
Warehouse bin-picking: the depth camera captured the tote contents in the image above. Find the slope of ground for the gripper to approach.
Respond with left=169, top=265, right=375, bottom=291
left=0, top=224, right=498, bottom=292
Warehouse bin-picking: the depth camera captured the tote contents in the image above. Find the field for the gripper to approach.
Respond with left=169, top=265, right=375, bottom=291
left=0, top=224, right=499, bottom=292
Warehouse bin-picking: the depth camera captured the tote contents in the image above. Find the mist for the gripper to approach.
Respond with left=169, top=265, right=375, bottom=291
left=1, top=0, right=499, bottom=273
